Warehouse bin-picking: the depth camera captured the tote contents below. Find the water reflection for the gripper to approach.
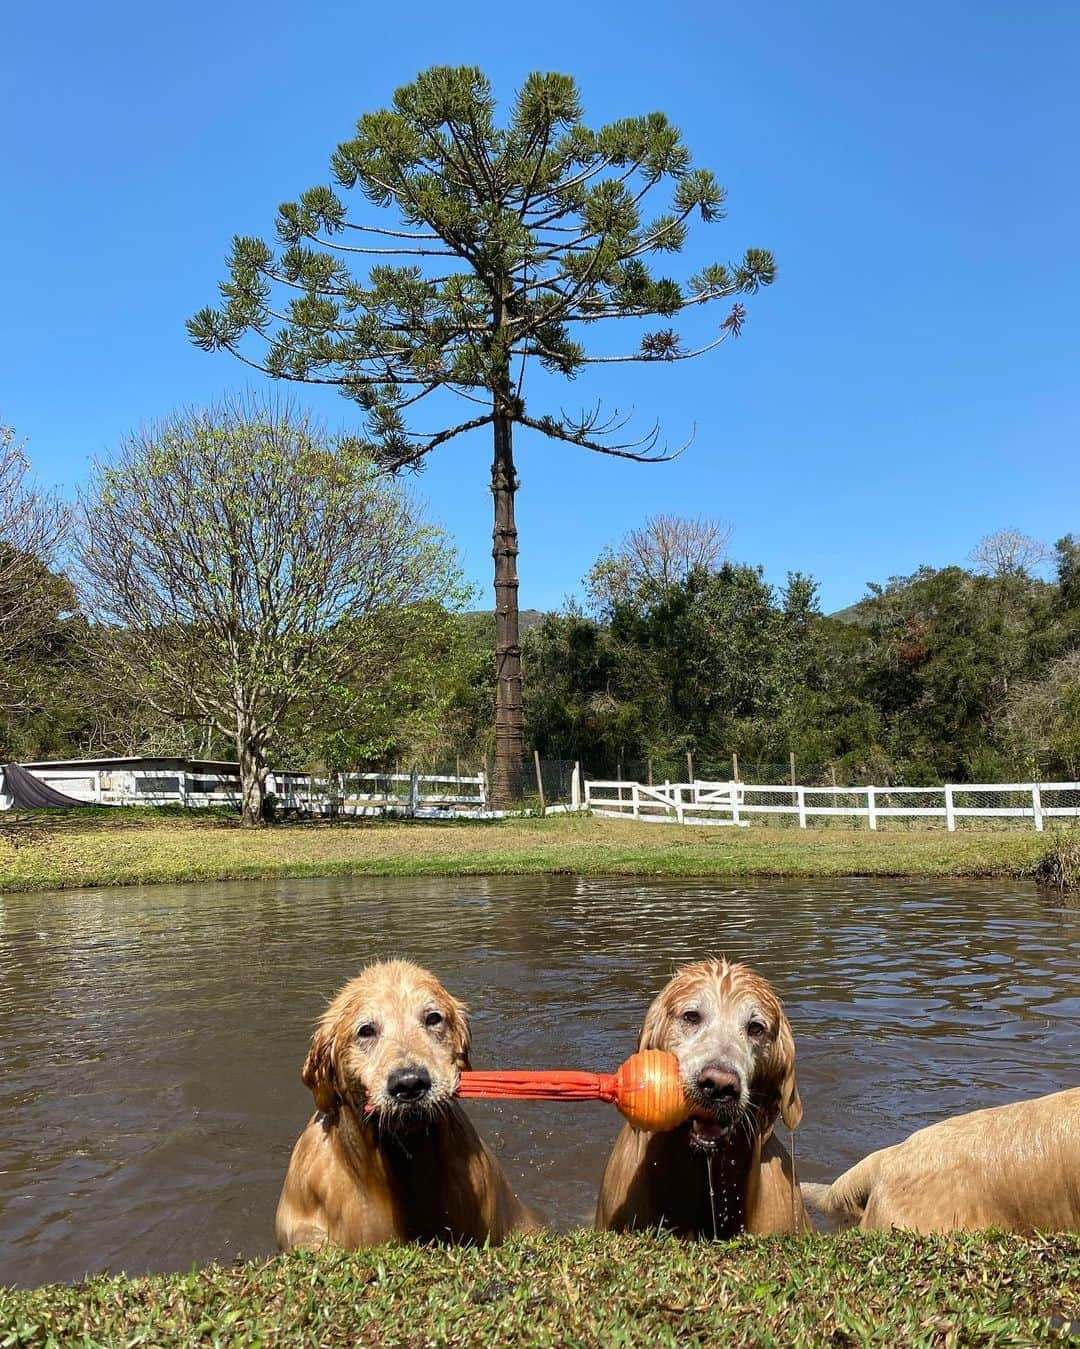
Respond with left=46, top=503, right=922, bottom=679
left=0, top=874, right=1077, bottom=1286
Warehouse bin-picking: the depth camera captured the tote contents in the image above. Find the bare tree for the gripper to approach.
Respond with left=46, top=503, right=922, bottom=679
left=969, top=528, right=1051, bottom=580
left=0, top=424, right=71, bottom=709
left=587, top=512, right=733, bottom=614
left=78, top=397, right=462, bottom=825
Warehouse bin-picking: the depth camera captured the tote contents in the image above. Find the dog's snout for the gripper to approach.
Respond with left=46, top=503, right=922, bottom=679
left=387, top=1066, right=432, bottom=1102
left=697, top=1067, right=741, bottom=1102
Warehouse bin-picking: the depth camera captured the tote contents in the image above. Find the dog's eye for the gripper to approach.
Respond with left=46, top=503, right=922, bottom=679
left=681, top=1009, right=702, bottom=1026
left=356, top=1023, right=377, bottom=1039
left=425, top=1011, right=444, bottom=1028
left=746, top=1019, right=767, bottom=1039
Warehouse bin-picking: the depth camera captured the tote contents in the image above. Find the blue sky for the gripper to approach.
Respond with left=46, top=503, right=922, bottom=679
left=4, top=0, right=1078, bottom=614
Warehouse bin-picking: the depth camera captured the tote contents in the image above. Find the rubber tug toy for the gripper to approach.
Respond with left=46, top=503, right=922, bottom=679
left=453, top=1049, right=691, bottom=1132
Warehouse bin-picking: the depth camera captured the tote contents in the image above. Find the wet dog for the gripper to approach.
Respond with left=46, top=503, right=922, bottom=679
left=275, top=960, right=538, bottom=1249
left=595, top=959, right=810, bottom=1236
left=802, top=1087, right=1080, bottom=1233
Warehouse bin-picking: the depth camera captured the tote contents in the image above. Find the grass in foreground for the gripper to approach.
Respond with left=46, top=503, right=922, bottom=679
left=1, top=1232, right=1077, bottom=1346
left=0, top=811, right=1056, bottom=893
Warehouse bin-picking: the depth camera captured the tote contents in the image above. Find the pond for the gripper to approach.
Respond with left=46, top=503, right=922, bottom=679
left=1, top=874, right=1078, bottom=1287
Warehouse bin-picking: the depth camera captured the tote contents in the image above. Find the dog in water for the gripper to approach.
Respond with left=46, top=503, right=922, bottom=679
left=276, top=960, right=538, bottom=1248
left=595, top=959, right=810, bottom=1236
left=803, top=1087, right=1080, bottom=1233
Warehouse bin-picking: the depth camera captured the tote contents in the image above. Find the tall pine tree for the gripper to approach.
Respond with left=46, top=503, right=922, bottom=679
left=189, top=66, right=774, bottom=804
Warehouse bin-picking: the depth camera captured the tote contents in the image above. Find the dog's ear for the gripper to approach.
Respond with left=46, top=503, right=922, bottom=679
left=775, top=1011, right=803, bottom=1130
left=450, top=999, right=472, bottom=1071
left=301, top=1020, right=339, bottom=1115
left=637, top=988, right=671, bottom=1052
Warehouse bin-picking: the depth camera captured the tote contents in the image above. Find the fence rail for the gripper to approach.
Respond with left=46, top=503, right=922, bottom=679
left=583, top=778, right=1080, bottom=832
left=7, top=762, right=1078, bottom=832
left=0, top=766, right=489, bottom=817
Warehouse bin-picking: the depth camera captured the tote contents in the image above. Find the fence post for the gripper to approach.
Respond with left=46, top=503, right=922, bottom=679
left=533, top=750, right=545, bottom=810
left=730, top=780, right=741, bottom=826
left=1032, top=783, right=1044, bottom=833
left=647, top=758, right=654, bottom=786
left=632, top=782, right=640, bottom=818
left=789, top=752, right=796, bottom=787
left=732, top=752, right=739, bottom=782
left=686, top=751, right=694, bottom=789
left=944, top=784, right=955, bottom=832
left=409, top=771, right=419, bottom=818
left=478, top=766, right=488, bottom=812
left=675, top=784, right=685, bottom=825
left=866, top=785, right=877, bottom=831
left=797, top=786, right=807, bottom=829
left=94, top=769, right=103, bottom=805
left=571, top=762, right=581, bottom=809
left=583, top=770, right=592, bottom=810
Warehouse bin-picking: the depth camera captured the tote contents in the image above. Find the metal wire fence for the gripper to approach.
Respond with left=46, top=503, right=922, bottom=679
left=575, top=754, right=877, bottom=789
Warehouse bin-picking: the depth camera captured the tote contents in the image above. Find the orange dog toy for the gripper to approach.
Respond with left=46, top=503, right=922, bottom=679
left=455, top=1049, right=691, bottom=1133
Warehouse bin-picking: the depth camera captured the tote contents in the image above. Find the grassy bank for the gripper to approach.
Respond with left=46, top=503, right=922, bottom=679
left=1, top=1233, right=1077, bottom=1346
left=0, top=811, right=1055, bottom=893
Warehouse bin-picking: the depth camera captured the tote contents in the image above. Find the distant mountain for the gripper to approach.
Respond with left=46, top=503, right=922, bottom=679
left=828, top=600, right=876, bottom=626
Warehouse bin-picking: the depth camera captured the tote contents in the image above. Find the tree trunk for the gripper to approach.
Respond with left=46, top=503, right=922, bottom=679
left=237, top=732, right=267, bottom=827
left=491, top=409, right=525, bottom=807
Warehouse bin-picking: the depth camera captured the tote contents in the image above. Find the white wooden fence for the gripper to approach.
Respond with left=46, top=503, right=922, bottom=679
left=584, top=778, right=1080, bottom=832
left=0, top=765, right=488, bottom=817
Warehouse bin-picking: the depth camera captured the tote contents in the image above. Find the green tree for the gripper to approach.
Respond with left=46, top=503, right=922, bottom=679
left=853, top=566, right=1052, bottom=780
left=524, top=609, right=636, bottom=769
left=523, top=554, right=820, bottom=778
left=189, top=65, right=775, bottom=805
left=306, top=600, right=489, bottom=774
left=0, top=555, right=86, bottom=763
left=1003, top=650, right=1080, bottom=778
left=78, top=398, right=462, bottom=825
left=0, top=423, right=72, bottom=712
left=781, top=612, right=885, bottom=782
left=1054, top=534, right=1080, bottom=613
left=605, top=563, right=814, bottom=770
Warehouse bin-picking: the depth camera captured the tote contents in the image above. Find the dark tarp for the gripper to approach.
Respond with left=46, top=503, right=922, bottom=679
left=1, top=762, right=86, bottom=809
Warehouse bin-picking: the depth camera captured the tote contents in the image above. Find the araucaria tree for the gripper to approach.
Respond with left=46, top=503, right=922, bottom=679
left=79, top=398, right=460, bottom=825
left=189, top=66, right=775, bottom=805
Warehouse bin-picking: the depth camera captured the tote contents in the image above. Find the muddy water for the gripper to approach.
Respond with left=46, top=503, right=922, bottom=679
left=1, top=875, right=1077, bottom=1286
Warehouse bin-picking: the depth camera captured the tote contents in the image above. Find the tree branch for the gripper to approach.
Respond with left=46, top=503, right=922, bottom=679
left=517, top=409, right=694, bottom=462
left=376, top=411, right=496, bottom=470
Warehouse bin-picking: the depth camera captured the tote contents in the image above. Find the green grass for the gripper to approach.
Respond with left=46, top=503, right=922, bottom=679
left=1, top=1233, right=1077, bottom=1346
left=0, top=811, right=1056, bottom=893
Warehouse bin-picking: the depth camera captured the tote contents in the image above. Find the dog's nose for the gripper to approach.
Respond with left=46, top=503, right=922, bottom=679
left=387, top=1066, right=432, bottom=1101
left=697, top=1067, right=741, bottom=1102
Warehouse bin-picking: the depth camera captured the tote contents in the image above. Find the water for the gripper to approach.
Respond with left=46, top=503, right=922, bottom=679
left=0, top=875, right=1077, bottom=1286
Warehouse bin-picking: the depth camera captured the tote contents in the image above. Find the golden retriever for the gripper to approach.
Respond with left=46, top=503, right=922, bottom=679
left=802, top=1087, right=1080, bottom=1233
left=275, top=960, right=538, bottom=1249
left=595, top=959, right=810, bottom=1237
